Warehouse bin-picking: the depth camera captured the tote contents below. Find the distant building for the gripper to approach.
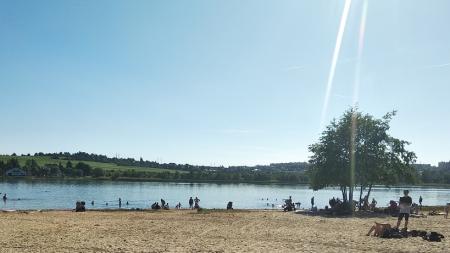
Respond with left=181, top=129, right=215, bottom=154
left=413, top=164, right=434, bottom=172
left=438, top=161, right=450, bottom=170
left=5, top=168, right=26, bottom=177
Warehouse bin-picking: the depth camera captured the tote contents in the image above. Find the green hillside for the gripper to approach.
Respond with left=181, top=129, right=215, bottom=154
left=0, top=155, right=182, bottom=174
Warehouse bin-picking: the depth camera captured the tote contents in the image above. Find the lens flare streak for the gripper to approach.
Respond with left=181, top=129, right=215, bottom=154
left=353, top=0, right=368, bottom=106
left=351, top=0, right=368, bottom=201
left=320, top=0, right=353, bottom=130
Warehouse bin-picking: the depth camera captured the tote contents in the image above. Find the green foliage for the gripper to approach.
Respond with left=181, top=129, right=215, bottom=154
left=308, top=108, right=417, bottom=204
left=0, top=156, right=308, bottom=184
left=92, top=167, right=105, bottom=178
left=0, top=155, right=181, bottom=174
left=0, top=152, right=310, bottom=183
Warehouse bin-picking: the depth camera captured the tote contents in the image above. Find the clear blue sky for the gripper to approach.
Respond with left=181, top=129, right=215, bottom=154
left=1, top=0, right=449, bottom=166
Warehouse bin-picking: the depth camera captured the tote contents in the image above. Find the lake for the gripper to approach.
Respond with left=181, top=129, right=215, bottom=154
left=1, top=179, right=450, bottom=210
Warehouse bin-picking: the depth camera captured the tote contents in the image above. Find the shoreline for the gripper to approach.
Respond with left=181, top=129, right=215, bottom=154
left=3, top=177, right=450, bottom=188
left=2, top=206, right=447, bottom=214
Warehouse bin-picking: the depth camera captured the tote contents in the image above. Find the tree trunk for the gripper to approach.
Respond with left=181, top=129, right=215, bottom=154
left=349, top=186, right=354, bottom=207
left=366, top=184, right=373, bottom=200
left=358, top=185, right=365, bottom=210
left=341, top=186, right=348, bottom=203
left=344, top=187, right=347, bottom=202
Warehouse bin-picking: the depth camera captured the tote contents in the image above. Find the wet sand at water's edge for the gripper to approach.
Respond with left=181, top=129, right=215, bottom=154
left=0, top=210, right=449, bottom=252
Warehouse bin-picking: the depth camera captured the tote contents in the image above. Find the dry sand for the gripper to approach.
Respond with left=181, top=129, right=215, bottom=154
left=0, top=210, right=449, bottom=253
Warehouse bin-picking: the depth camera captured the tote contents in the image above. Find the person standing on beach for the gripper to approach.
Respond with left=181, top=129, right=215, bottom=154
left=396, top=190, right=412, bottom=230
left=419, top=196, right=423, bottom=207
left=311, top=196, right=314, bottom=209
left=189, top=197, right=194, bottom=209
left=445, top=203, right=449, bottom=219
left=119, top=198, right=122, bottom=208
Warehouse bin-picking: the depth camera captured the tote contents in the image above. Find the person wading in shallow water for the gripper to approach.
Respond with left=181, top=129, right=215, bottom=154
left=396, top=190, right=412, bottom=230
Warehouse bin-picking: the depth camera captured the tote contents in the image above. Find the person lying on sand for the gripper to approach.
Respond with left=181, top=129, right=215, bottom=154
left=367, top=222, right=392, bottom=237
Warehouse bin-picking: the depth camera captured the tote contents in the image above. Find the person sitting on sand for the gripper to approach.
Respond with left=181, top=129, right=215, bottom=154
left=396, top=190, right=412, bottom=230
left=151, top=202, right=161, bottom=210
left=370, top=198, right=377, bottom=210
left=367, top=222, right=392, bottom=237
left=329, top=198, right=336, bottom=208
left=193, top=197, right=200, bottom=208
left=75, top=201, right=86, bottom=212
left=283, top=196, right=295, bottom=212
left=363, top=195, right=369, bottom=210
left=161, top=199, right=166, bottom=207
left=227, top=201, right=233, bottom=210
left=411, top=203, right=419, bottom=214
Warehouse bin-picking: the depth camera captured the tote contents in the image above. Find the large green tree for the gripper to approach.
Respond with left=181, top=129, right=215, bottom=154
left=308, top=108, right=417, bottom=209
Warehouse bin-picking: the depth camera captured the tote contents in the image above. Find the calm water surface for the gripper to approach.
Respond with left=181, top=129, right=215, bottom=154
left=1, top=180, right=450, bottom=210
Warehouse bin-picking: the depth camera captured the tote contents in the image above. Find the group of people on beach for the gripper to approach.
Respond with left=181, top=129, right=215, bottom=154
left=188, top=197, right=200, bottom=209
left=151, top=199, right=170, bottom=210
left=367, top=189, right=448, bottom=241
left=150, top=197, right=201, bottom=210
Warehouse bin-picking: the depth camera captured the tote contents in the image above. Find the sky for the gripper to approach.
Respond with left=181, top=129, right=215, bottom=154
left=1, top=0, right=449, bottom=166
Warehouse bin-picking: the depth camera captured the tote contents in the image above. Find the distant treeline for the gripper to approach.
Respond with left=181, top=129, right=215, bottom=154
left=414, top=163, right=450, bottom=185
left=31, top=152, right=310, bottom=173
left=2, top=152, right=450, bottom=185
left=0, top=156, right=309, bottom=184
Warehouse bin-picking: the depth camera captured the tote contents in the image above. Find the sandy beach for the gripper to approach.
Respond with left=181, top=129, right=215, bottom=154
left=0, top=209, right=449, bottom=253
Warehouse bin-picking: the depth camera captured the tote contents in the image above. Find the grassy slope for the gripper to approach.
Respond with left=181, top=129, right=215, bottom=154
left=0, top=155, right=183, bottom=174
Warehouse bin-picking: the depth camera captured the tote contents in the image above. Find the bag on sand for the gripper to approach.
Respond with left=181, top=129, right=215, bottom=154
left=381, top=228, right=403, bottom=239
left=423, top=232, right=445, bottom=242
